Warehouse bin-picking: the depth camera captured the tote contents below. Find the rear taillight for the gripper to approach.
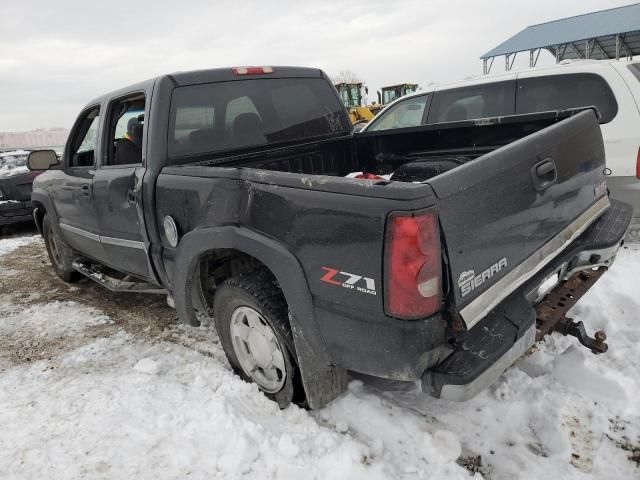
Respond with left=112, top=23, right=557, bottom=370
left=385, top=209, right=442, bottom=319
left=636, top=147, right=640, bottom=179
left=231, top=66, right=274, bottom=75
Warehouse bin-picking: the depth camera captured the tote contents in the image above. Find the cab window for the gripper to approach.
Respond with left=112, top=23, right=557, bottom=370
left=173, top=106, right=215, bottom=142
left=68, top=107, right=100, bottom=168
left=225, top=96, right=261, bottom=133
left=427, top=81, right=515, bottom=123
left=106, top=94, right=146, bottom=166
left=168, top=78, right=349, bottom=159
left=367, top=95, right=429, bottom=131
left=516, top=73, right=618, bottom=123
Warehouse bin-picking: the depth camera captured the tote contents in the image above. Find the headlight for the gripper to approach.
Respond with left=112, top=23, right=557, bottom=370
left=0, top=188, right=4, bottom=200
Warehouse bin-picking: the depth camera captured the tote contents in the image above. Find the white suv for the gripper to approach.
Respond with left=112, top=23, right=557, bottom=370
left=363, top=59, right=640, bottom=218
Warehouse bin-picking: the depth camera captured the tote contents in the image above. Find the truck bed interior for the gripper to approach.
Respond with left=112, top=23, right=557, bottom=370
left=187, top=110, right=589, bottom=184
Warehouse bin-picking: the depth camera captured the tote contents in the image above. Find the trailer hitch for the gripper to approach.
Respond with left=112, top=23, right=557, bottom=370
left=535, top=268, right=609, bottom=354
left=554, top=318, right=608, bottom=354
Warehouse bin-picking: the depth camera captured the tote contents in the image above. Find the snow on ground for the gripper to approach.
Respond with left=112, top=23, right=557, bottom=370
left=0, top=234, right=638, bottom=479
left=0, top=234, right=39, bottom=256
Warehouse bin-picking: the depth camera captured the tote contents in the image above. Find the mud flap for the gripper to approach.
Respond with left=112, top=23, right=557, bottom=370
left=289, top=312, right=348, bottom=409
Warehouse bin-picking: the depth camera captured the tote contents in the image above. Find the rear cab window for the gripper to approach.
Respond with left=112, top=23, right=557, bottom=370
left=168, top=78, right=350, bottom=159
left=427, top=81, right=515, bottom=123
left=516, top=73, right=618, bottom=123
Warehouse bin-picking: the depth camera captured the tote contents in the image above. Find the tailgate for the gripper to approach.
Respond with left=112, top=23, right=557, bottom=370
left=428, top=110, right=609, bottom=329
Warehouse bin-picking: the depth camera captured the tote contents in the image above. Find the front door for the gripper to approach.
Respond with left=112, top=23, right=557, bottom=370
left=54, top=105, right=105, bottom=262
left=92, top=92, right=152, bottom=279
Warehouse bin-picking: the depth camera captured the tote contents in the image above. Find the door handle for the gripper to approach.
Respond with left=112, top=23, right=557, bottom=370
left=536, top=160, right=556, bottom=178
left=531, top=158, right=557, bottom=191
left=80, top=184, right=91, bottom=197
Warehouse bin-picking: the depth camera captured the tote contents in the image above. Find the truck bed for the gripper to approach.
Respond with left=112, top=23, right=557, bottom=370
left=159, top=108, right=608, bottom=346
left=177, top=109, right=591, bottom=182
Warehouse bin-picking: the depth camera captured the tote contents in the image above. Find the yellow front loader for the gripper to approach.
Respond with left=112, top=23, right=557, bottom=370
left=377, top=83, right=419, bottom=105
left=334, top=82, right=382, bottom=126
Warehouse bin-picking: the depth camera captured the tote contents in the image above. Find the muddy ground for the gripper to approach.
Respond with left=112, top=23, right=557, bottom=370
left=0, top=226, right=220, bottom=369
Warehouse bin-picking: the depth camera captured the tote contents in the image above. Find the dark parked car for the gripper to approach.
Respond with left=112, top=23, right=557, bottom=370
left=0, top=151, right=39, bottom=229
left=28, top=66, right=631, bottom=409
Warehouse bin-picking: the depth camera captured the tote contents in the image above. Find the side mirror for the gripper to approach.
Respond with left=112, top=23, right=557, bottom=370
left=27, top=150, right=60, bottom=171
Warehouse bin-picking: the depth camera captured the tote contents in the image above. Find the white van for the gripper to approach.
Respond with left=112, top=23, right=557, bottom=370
left=363, top=59, right=640, bottom=217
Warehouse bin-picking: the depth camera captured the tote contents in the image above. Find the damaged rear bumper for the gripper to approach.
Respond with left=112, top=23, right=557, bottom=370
left=422, top=198, right=632, bottom=401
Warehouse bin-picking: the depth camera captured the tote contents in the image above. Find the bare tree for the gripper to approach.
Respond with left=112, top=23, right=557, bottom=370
left=332, top=70, right=363, bottom=84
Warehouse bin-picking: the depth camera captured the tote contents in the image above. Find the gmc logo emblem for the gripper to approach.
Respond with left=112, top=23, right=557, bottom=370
left=320, top=267, right=377, bottom=296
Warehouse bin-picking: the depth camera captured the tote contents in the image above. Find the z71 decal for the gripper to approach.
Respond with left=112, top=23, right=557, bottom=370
left=320, top=267, right=377, bottom=296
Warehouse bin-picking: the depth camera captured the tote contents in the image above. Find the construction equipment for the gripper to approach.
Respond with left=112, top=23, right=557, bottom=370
left=378, top=83, right=419, bottom=105
left=334, top=82, right=419, bottom=126
left=334, top=82, right=382, bottom=125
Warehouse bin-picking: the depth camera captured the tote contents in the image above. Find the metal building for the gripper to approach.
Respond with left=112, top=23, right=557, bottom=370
left=480, top=3, right=640, bottom=74
left=0, top=128, right=69, bottom=151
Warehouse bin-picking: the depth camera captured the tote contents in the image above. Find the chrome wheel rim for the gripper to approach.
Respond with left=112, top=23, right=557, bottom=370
left=229, top=306, right=286, bottom=393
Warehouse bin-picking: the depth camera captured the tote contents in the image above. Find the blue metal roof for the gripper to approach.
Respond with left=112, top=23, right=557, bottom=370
left=481, top=3, right=640, bottom=59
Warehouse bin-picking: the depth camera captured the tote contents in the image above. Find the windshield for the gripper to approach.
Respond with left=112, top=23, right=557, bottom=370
left=168, top=78, right=349, bottom=159
left=382, top=89, right=399, bottom=105
left=367, top=95, right=429, bottom=131
left=337, top=85, right=361, bottom=109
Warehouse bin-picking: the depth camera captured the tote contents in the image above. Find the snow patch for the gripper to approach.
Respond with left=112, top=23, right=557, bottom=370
left=0, top=240, right=638, bottom=478
left=0, top=301, right=111, bottom=338
left=0, top=234, right=40, bottom=256
left=133, top=357, right=163, bottom=375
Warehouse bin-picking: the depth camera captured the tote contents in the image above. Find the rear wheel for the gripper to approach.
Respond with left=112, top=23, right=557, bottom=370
left=213, top=271, right=300, bottom=408
left=42, top=214, right=81, bottom=283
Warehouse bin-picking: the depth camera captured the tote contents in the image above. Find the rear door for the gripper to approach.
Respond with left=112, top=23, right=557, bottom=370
left=91, top=92, right=152, bottom=279
left=357, top=110, right=608, bottom=329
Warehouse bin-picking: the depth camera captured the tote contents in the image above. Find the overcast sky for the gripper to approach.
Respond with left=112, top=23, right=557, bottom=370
left=0, top=0, right=633, bottom=131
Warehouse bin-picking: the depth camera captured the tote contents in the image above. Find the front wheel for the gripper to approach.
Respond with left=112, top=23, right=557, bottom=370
left=213, top=272, right=300, bottom=408
left=42, top=214, right=81, bottom=283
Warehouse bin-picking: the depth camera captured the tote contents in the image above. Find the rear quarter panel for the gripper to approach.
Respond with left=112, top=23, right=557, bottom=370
left=155, top=168, right=438, bottom=316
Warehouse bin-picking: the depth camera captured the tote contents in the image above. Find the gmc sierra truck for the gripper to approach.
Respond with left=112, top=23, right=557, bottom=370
left=28, top=66, right=631, bottom=409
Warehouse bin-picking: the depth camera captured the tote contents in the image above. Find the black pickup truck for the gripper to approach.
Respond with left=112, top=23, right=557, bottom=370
left=28, top=66, right=631, bottom=409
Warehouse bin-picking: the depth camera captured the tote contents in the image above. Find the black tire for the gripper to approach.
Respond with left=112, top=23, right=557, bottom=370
left=213, top=271, right=301, bottom=408
left=42, top=214, right=81, bottom=283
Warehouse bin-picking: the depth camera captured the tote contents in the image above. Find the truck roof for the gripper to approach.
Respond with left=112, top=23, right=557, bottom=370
left=85, top=66, right=326, bottom=108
